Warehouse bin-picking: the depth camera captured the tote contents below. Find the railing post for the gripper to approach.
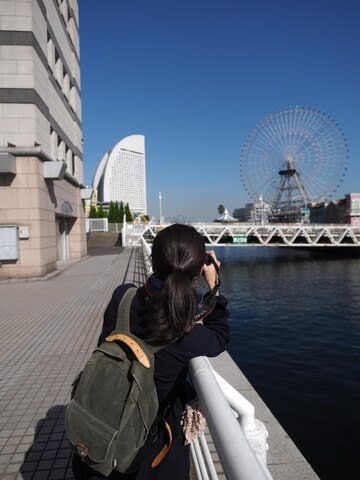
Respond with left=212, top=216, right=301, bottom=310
left=189, top=356, right=272, bottom=480
left=122, top=214, right=127, bottom=247
left=209, top=362, right=268, bottom=466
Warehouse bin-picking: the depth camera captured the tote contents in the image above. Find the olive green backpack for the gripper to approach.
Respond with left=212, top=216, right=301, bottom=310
left=65, top=287, right=164, bottom=476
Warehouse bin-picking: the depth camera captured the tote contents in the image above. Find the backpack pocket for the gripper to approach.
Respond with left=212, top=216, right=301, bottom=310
left=65, top=400, right=117, bottom=476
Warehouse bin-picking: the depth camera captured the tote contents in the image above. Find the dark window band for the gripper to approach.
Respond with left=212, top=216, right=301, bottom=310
left=0, top=88, right=82, bottom=160
left=0, top=30, right=82, bottom=127
left=0, top=30, right=81, bottom=99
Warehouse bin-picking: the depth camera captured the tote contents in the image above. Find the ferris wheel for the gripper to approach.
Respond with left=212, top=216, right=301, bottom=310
left=240, top=106, right=349, bottom=221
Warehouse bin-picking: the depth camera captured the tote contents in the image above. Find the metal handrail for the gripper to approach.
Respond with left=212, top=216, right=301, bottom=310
left=190, top=357, right=272, bottom=480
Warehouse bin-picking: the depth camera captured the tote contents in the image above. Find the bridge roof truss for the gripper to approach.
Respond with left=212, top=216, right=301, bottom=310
left=130, top=224, right=360, bottom=248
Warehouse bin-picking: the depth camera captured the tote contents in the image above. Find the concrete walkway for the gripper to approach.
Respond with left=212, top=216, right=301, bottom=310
left=0, top=245, right=320, bottom=480
left=0, top=247, right=145, bottom=480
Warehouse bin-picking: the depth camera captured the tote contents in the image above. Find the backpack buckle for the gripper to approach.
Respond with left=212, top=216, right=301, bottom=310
left=76, top=442, right=89, bottom=459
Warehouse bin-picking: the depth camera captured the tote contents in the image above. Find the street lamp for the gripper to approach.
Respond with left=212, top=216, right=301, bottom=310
left=159, top=192, right=164, bottom=224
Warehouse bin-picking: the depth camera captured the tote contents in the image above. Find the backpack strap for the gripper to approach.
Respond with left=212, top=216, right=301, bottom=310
left=115, top=286, right=137, bottom=332
left=106, top=333, right=151, bottom=368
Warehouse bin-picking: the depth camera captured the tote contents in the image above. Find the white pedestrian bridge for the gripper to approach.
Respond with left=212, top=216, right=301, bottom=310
left=122, top=222, right=360, bottom=248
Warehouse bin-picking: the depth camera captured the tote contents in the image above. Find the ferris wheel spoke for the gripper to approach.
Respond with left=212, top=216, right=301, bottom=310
left=290, top=107, right=312, bottom=152
left=283, top=110, right=294, bottom=151
left=287, top=108, right=297, bottom=151
left=251, top=172, right=279, bottom=198
left=271, top=112, right=289, bottom=152
left=253, top=130, right=284, bottom=156
left=290, top=107, right=308, bottom=152
left=259, top=119, right=286, bottom=152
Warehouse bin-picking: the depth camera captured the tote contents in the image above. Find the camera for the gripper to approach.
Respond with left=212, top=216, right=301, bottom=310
left=205, top=253, right=213, bottom=266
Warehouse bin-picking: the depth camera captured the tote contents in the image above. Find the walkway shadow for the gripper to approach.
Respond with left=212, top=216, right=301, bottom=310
left=20, top=405, right=74, bottom=479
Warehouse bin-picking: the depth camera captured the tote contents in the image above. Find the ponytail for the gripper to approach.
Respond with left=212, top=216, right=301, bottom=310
left=145, top=270, right=197, bottom=346
left=144, top=224, right=206, bottom=346
left=162, top=270, right=197, bottom=333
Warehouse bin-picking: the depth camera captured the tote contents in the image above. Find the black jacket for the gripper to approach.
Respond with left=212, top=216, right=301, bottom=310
left=98, top=274, right=230, bottom=406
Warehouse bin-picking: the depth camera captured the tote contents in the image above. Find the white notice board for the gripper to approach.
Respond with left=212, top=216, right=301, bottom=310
left=0, top=226, right=19, bottom=260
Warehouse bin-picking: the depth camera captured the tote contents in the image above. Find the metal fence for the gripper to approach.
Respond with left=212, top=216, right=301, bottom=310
left=87, top=218, right=108, bottom=232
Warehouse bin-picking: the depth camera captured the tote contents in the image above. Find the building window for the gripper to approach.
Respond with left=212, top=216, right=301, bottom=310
left=62, top=70, right=70, bottom=99
left=60, top=0, right=68, bottom=23
left=47, top=34, right=55, bottom=71
left=66, top=146, right=73, bottom=175
left=54, top=50, right=63, bottom=88
left=69, top=85, right=77, bottom=114
left=50, top=127, right=58, bottom=161
left=57, top=137, right=65, bottom=161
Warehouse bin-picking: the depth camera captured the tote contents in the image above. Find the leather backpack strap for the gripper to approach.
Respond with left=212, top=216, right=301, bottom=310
left=151, top=421, right=173, bottom=468
left=115, top=286, right=137, bottom=332
left=106, top=333, right=151, bottom=368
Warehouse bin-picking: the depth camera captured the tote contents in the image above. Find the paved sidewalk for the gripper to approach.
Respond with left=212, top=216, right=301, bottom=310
left=0, top=247, right=146, bottom=480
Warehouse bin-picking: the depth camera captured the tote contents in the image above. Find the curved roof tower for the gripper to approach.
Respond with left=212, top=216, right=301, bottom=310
left=93, top=134, right=147, bottom=214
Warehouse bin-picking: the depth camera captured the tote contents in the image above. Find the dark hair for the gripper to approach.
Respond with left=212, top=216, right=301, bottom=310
left=146, top=224, right=206, bottom=345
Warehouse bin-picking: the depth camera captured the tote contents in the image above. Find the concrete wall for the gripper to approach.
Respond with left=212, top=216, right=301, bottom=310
left=0, top=155, right=86, bottom=279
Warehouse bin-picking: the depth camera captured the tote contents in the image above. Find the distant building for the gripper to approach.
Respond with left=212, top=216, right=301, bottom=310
left=309, top=193, right=360, bottom=226
left=93, top=135, right=147, bottom=216
left=0, top=0, right=86, bottom=279
left=341, top=193, right=360, bottom=226
left=233, top=204, right=252, bottom=222
left=250, top=198, right=270, bottom=224
left=233, top=198, right=270, bottom=224
left=309, top=201, right=340, bottom=224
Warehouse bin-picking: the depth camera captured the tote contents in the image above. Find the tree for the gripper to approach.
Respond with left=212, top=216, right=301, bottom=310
left=89, top=205, right=98, bottom=218
left=218, top=204, right=225, bottom=215
left=124, top=202, right=133, bottom=222
left=114, top=201, right=120, bottom=223
left=119, top=201, right=124, bottom=223
left=108, top=201, right=116, bottom=223
left=97, top=205, right=107, bottom=218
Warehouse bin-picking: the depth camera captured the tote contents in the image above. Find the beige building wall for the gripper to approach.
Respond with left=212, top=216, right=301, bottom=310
left=0, top=0, right=86, bottom=279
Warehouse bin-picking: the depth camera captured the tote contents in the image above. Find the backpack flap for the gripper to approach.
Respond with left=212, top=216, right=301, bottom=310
left=65, top=400, right=117, bottom=476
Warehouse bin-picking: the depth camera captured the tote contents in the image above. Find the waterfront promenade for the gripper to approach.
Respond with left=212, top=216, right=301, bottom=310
left=0, top=247, right=319, bottom=479
left=0, top=248, right=145, bottom=479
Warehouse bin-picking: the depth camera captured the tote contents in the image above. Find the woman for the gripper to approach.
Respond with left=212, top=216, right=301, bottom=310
left=73, top=224, right=230, bottom=479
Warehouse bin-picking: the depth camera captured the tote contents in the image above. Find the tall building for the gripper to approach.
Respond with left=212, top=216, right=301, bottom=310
left=93, top=134, right=147, bottom=215
left=0, top=0, right=86, bottom=279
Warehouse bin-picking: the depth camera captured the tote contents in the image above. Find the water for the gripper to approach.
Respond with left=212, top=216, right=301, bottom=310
left=214, top=247, right=360, bottom=480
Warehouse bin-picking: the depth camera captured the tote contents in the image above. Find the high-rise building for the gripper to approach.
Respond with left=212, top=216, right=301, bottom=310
left=0, top=0, right=86, bottom=279
left=93, top=134, right=147, bottom=215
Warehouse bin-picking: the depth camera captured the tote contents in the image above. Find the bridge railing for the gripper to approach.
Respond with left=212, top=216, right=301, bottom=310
left=128, top=222, right=360, bottom=248
left=140, top=237, right=272, bottom=480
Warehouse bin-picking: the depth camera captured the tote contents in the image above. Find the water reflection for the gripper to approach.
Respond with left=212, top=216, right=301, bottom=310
left=214, top=247, right=360, bottom=480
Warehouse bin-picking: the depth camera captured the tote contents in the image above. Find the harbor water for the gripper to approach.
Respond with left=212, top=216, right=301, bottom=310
left=214, top=247, right=359, bottom=480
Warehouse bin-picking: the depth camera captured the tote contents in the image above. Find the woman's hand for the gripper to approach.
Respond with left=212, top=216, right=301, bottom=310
left=202, top=250, right=221, bottom=290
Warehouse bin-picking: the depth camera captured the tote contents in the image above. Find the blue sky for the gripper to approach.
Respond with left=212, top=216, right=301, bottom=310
left=79, top=0, right=360, bottom=221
